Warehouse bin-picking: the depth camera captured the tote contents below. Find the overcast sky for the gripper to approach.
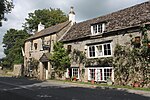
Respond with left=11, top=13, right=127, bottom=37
left=0, top=0, right=148, bottom=58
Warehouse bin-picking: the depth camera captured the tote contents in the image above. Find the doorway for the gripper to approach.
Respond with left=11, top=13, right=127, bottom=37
left=43, top=62, right=48, bottom=80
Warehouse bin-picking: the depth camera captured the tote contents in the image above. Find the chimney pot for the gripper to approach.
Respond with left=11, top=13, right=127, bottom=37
left=38, top=22, right=45, bottom=32
left=69, top=6, right=75, bottom=25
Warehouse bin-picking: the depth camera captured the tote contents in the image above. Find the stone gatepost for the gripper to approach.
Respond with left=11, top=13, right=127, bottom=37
left=13, top=64, right=23, bottom=77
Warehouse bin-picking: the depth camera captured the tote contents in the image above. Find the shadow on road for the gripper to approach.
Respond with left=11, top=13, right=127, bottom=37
left=0, top=77, right=149, bottom=100
left=29, top=85, right=150, bottom=100
left=0, top=77, right=42, bottom=86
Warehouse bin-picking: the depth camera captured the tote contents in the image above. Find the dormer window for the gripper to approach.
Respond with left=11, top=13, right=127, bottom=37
left=91, top=23, right=105, bottom=35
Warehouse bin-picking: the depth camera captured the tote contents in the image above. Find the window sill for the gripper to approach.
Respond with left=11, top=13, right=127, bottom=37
left=88, top=55, right=112, bottom=59
left=91, top=33, right=103, bottom=37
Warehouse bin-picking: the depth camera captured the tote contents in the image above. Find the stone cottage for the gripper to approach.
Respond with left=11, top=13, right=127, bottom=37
left=24, top=1, right=150, bottom=82
left=61, top=1, right=150, bottom=82
left=24, top=7, right=76, bottom=80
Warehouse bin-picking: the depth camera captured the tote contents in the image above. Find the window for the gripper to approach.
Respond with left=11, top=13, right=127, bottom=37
left=34, top=43, right=37, bottom=50
left=98, top=24, right=103, bottom=33
left=104, top=68, right=112, bottom=81
left=89, top=69, right=95, bottom=80
left=30, top=41, right=33, bottom=50
left=88, top=43, right=112, bottom=58
left=134, top=36, right=141, bottom=48
left=89, top=46, right=95, bottom=57
left=91, top=23, right=105, bottom=35
left=72, top=68, right=79, bottom=79
left=104, top=44, right=111, bottom=56
left=93, top=25, right=97, bottom=33
left=67, top=45, right=72, bottom=53
left=96, top=45, right=103, bottom=56
left=88, top=67, right=113, bottom=82
left=97, top=69, right=103, bottom=81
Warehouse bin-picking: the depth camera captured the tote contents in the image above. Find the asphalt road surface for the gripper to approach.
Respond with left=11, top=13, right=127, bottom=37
left=0, top=77, right=149, bottom=100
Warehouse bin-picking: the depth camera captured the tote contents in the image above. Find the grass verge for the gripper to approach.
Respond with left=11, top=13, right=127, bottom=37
left=50, top=79, right=150, bottom=91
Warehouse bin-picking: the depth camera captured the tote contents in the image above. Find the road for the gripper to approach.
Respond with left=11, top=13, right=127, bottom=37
left=0, top=77, right=149, bottom=100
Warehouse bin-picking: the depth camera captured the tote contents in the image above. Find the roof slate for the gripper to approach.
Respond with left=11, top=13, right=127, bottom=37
left=27, top=21, right=70, bottom=40
left=61, top=1, right=150, bottom=42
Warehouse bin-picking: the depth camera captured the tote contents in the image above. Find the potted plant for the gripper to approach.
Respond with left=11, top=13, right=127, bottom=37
left=132, top=81, right=140, bottom=87
left=72, top=76, right=77, bottom=81
left=91, top=78, right=95, bottom=84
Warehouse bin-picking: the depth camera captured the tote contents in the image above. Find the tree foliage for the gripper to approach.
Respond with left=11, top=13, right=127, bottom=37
left=49, top=42, right=70, bottom=78
left=0, top=0, right=13, bottom=26
left=2, top=29, right=31, bottom=68
left=23, top=8, right=68, bottom=32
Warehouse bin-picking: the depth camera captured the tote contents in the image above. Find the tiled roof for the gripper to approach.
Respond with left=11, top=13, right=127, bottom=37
left=39, top=52, right=51, bottom=62
left=62, top=1, right=150, bottom=42
left=26, top=21, right=70, bottom=40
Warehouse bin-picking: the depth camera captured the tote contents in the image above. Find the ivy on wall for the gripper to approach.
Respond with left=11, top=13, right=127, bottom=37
left=113, top=25, right=150, bottom=87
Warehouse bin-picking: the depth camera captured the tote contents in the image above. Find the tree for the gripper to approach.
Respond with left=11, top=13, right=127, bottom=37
left=2, top=29, right=31, bottom=68
left=23, top=8, right=68, bottom=32
left=0, top=0, right=13, bottom=26
left=49, top=42, right=70, bottom=78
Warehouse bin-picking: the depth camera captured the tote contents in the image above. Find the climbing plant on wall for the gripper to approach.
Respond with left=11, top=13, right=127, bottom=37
left=71, top=49, right=86, bottom=81
left=113, top=25, right=150, bottom=87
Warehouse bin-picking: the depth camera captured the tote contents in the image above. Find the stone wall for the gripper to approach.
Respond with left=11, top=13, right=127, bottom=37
left=13, top=64, right=23, bottom=77
left=63, top=29, right=142, bottom=82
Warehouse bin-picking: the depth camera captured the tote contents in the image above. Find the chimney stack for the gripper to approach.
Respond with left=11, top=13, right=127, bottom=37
left=38, top=22, right=45, bottom=32
left=69, top=7, right=75, bottom=25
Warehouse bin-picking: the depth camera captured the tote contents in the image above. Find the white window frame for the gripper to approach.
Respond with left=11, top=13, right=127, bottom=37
left=88, top=67, right=113, bottom=82
left=91, top=23, right=105, bottom=35
left=89, top=69, right=96, bottom=80
left=88, top=42, right=112, bottom=58
left=72, top=68, right=79, bottom=79
left=89, top=45, right=95, bottom=57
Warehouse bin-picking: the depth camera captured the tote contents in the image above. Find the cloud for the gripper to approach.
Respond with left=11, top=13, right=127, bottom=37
left=0, top=44, right=5, bottom=58
left=0, top=0, right=148, bottom=58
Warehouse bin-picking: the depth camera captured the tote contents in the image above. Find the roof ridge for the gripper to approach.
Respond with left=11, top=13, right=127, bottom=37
left=61, top=1, right=150, bottom=42
left=35, top=20, right=70, bottom=34
left=26, top=20, right=70, bottom=41
left=76, top=1, right=149, bottom=25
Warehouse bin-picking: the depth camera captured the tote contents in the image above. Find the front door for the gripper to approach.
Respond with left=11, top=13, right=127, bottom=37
left=69, top=68, right=72, bottom=78
left=43, top=62, right=48, bottom=80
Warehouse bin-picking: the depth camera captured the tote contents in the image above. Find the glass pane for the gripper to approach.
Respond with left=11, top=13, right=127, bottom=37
left=103, top=68, right=113, bottom=81
left=98, top=24, right=102, bottom=33
left=108, top=50, right=111, bottom=55
left=91, top=46, right=95, bottom=57
left=104, top=43, right=111, bottom=56
left=104, top=50, right=107, bottom=55
left=107, top=44, right=110, bottom=49
left=93, top=25, right=97, bottom=33
left=96, top=45, right=102, bottom=56
left=104, top=44, right=107, bottom=50
left=89, top=47, right=92, bottom=57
